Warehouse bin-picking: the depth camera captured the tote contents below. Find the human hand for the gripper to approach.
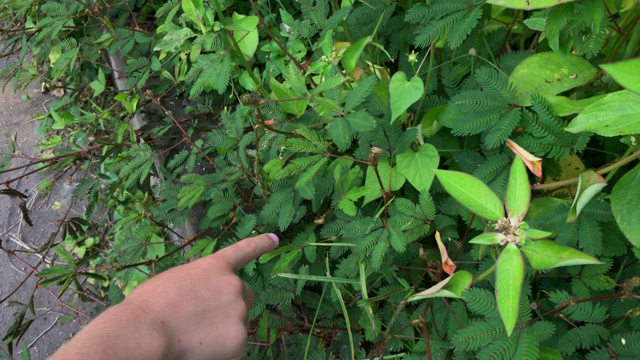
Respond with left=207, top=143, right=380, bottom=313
left=50, top=233, right=279, bottom=360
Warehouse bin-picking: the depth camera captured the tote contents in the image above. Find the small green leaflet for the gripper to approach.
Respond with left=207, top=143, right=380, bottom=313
left=338, top=186, right=368, bottom=216
left=434, top=170, right=505, bottom=221
left=389, top=72, right=424, bottom=124
left=89, top=68, right=106, bottom=97
left=496, top=243, right=524, bottom=337
left=181, top=0, right=206, bottom=34
left=269, top=77, right=308, bottom=116
left=396, top=144, right=439, bottom=192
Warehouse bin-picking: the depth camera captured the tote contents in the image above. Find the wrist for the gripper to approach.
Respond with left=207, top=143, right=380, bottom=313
left=51, top=300, right=172, bottom=360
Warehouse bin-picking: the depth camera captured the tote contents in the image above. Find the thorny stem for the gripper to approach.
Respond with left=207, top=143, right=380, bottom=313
left=533, top=149, right=640, bottom=191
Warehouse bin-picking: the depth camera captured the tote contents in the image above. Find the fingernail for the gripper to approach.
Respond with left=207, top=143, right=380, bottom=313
left=267, top=233, right=279, bottom=246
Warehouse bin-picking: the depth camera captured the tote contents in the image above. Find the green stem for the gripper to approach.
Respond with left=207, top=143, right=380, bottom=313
left=414, top=46, right=436, bottom=122
left=473, top=263, right=496, bottom=284
left=212, top=0, right=268, bottom=97
left=533, top=149, right=640, bottom=191
left=623, top=16, right=640, bottom=59
left=304, top=283, right=327, bottom=360
left=328, top=257, right=355, bottom=360
left=605, top=146, right=634, bottom=182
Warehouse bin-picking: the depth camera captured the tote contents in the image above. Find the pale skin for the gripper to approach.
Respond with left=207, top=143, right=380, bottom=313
left=50, top=233, right=279, bottom=360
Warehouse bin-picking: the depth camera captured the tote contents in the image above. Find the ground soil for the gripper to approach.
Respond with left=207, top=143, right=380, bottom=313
left=0, top=56, right=96, bottom=360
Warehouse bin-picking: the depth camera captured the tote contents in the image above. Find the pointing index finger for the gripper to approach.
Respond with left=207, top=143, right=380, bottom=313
left=216, top=233, right=279, bottom=271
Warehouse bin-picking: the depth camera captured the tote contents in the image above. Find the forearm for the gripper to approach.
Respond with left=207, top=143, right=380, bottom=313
left=50, top=301, right=172, bottom=360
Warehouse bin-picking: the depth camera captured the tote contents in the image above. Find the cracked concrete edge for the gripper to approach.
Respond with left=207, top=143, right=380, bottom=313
left=1, top=58, right=98, bottom=360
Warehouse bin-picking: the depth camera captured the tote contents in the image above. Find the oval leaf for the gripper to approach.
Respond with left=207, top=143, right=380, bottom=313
left=396, top=144, right=439, bottom=192
left=611, top=163, right=640, bottom=248
left=506, top=156, right=530, bottom=220
left=520, top=240, right=602, bottom=270
left=469, top=232, right=506, bottom=245
left=600, top=58, right=640, bottom=94
left=509, top=52, right=597, bottom=106
left=362, top=160, right=406, bottom=205
left=565, top=90, right=640, bottom=136
left=389, top=72, right=424, bottom=124
left=341, top=36, right=370, bottom=73
left=487, top=0, right=576, bottom=10
left=269, top=77, right=308, bottom=116
left=525, top=228, right=553, bottom=240
left=547, top=95, right=606, bottom=116
left=409, top=270, right=473, bottom=301
left=566, top=170, right=607, bottom=223
left=434, top=170, right=505, bottom=221
left=496, top=243, right=524, bottom=337
left=230, top=13, right=259, bottom=60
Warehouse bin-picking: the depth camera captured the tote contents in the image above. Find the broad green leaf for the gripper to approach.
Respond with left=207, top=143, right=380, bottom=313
left=487, top=0, right=575, bottom=10
left=389, top=72, right=424, bottom=124
left=520, top=240, right=602, bottom=270
left=469, top=232, right=506, bottom=245
left=523, top=17, right=546, bottom=31
left=396, top=144, right=439, bottom=192
left=341, top=36, right=370, bottom=73
left=408, top=270, right=473, bottom=301
left=434, top=105, right=464, bottom=128
left=506, top=156, right=530, bottom=220
left=269, top=77, right=308, bottom=117
left=362, top=160, right=406, bottom=205
left=565, top=90, right=640, bottom=136
left=434, top=170, right=505, bottom=221
left=419, top=105, right=444, bottom=137
left=182, top=0, right=206, bottom=34
left=601, top=58, right=640, bottom=94
left=611, top=163, right=640, bottom=248
left=230, top=13, right=259, bottom=60
left=509, top=52, right=597, bottom=106
left=525, top=228, right=553, bottom=240
left=146, top=234, right=166, bottom=260
left=496, top=243, right=524, bottom=337
left=566, top=170, right=607, bottom=222
left=547, top=95, right=606, bottom=116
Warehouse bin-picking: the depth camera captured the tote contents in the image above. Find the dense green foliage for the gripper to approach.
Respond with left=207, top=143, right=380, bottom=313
left=2, top=0, right=640, bottom=358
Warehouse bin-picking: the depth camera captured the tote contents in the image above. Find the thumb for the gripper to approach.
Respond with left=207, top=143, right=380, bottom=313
left=215, top=233, right=279, bottom=271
